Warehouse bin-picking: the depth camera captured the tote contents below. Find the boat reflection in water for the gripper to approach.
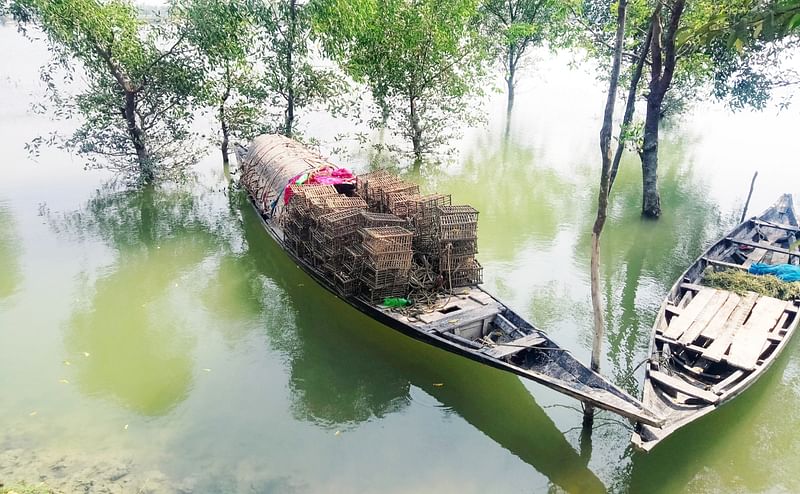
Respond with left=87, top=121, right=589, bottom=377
left=238, top=195, right=607, bottom=493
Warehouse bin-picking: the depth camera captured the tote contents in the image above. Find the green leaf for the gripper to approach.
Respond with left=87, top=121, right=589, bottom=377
left=789, top=12, right=800, bottom=30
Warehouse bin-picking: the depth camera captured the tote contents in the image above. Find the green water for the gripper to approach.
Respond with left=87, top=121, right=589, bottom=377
left=3, top=25, right=800, bottom=493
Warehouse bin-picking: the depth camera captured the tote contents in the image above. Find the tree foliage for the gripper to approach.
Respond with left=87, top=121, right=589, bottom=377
left=253, top=0, right=344, bottom=138
left=481, top=0, right=567, bottom=114
left=573, top=0, right=800, bottom=218
left=9, top=0, right=202, bottom=184
left=313, top=0, right=489, bottom=163
left=172, top=0, right=264, bottom=164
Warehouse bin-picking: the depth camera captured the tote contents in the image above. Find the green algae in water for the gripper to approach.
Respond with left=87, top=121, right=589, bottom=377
left=0, top=484, right=57, bottom=494
left=703, top=268, right=800, bottom=300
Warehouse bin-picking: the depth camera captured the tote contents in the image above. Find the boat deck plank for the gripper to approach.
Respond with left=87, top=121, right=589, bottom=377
left=697, top=292, right=742, bottom=341
left=725, top=297, right=788, bottom=370
left=743, top=247, right=768, bottom=268
left=663, top=288, right=718, bottom=340
left=703, top=292, right=759, bottom=362
left=677, top=290, right=731, bottom=345
left=772, top=251, right=790, bottom=264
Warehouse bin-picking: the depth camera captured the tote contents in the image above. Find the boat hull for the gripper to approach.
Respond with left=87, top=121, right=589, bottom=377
left=243, top=194, right=661, bottom=426
left=233, top=134, right=660, bottom=426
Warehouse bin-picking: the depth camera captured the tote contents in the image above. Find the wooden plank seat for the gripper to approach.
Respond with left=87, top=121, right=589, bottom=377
left=728, top=237, right=799, bottom=260
left=649, top=370, right=720, bottom=404
left=752, top=219, right=800, bottom=233
left=701, top=257, right=747, bottom=271
left=481, top=333, right=547, bottom=359
left=420, top=304, right=501, bottom=334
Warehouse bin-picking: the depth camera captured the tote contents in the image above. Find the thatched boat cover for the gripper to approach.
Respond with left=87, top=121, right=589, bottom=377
left=239, top=134, right=335, bottom=216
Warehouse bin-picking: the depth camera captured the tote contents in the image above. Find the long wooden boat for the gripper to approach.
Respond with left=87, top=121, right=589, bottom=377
left=234, top=134, right=661, bottom=426
left=632, top=194, right=800, bottom=451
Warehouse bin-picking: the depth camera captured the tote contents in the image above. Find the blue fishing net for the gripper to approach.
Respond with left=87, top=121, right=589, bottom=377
left=749, top=262, right=800, bottom=282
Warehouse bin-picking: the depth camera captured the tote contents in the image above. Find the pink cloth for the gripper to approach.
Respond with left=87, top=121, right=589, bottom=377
left=283, top=166, right=356, bottom=205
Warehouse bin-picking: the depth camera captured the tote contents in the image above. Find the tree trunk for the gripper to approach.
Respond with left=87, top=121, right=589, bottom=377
left=506, top=45, right=516, bottom=115
left=409, top=95, right=422, bottom=165
left=506, top=76, right=515, bottom=116
left=285, top=0, right=297, bottom=138
left=585, top=0, right=628, bottom=427
left=123, top=90, right=152, bottom=183
left=220, top=105, right=230, bottom=166
left=285, top=89, right=295, bottom=138
left=220, top=67, right=232, bottom=166
left=610, top=23, right=653, bottom=186
left=640, top=94, right=662, bottom=218
left=637, top=0, right=684, bottom=219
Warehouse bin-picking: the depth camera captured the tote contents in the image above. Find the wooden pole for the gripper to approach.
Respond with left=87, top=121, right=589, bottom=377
left=740, top=171, right=758, bottom=223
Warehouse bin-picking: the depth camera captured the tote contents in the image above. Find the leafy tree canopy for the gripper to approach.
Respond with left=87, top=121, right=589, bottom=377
left=8, top=0, right=203, bottom=184
left=313, top=0, right=490, bottom=162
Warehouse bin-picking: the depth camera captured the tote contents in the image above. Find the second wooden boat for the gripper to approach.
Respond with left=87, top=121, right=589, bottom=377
left=633, top=194, right=800, bottom=451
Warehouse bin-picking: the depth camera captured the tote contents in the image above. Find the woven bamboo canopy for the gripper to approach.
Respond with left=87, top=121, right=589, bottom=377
left=239, top=134, right=336, bottom=216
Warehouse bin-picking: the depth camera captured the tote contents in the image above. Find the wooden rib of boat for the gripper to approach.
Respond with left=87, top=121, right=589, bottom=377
left=632, top=194, right=800, bottom=451
left=234, top=134, right=661, bottom=426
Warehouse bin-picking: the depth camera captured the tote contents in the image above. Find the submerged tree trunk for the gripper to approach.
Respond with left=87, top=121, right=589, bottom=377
left=123, top=90, right=152, bottom=183
left=585, top=0, right=629, bottom=427
left=639, top=95, right=662, bottom=218
left=637, top=0, right=685, bottom=219
left=285, top=89, right=295, bottom=138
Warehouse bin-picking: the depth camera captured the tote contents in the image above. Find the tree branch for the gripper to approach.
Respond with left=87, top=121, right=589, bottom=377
left=569, top=5, right=649, bottom=64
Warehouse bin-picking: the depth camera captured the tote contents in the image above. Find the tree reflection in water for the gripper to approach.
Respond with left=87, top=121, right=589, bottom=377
left=0, top=202, right=22, bottom=302
left=60, top=186, right=221, bottom=416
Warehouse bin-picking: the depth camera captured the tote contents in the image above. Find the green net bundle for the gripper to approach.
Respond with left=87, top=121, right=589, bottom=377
left=703, top=267, right=800, bottom=301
